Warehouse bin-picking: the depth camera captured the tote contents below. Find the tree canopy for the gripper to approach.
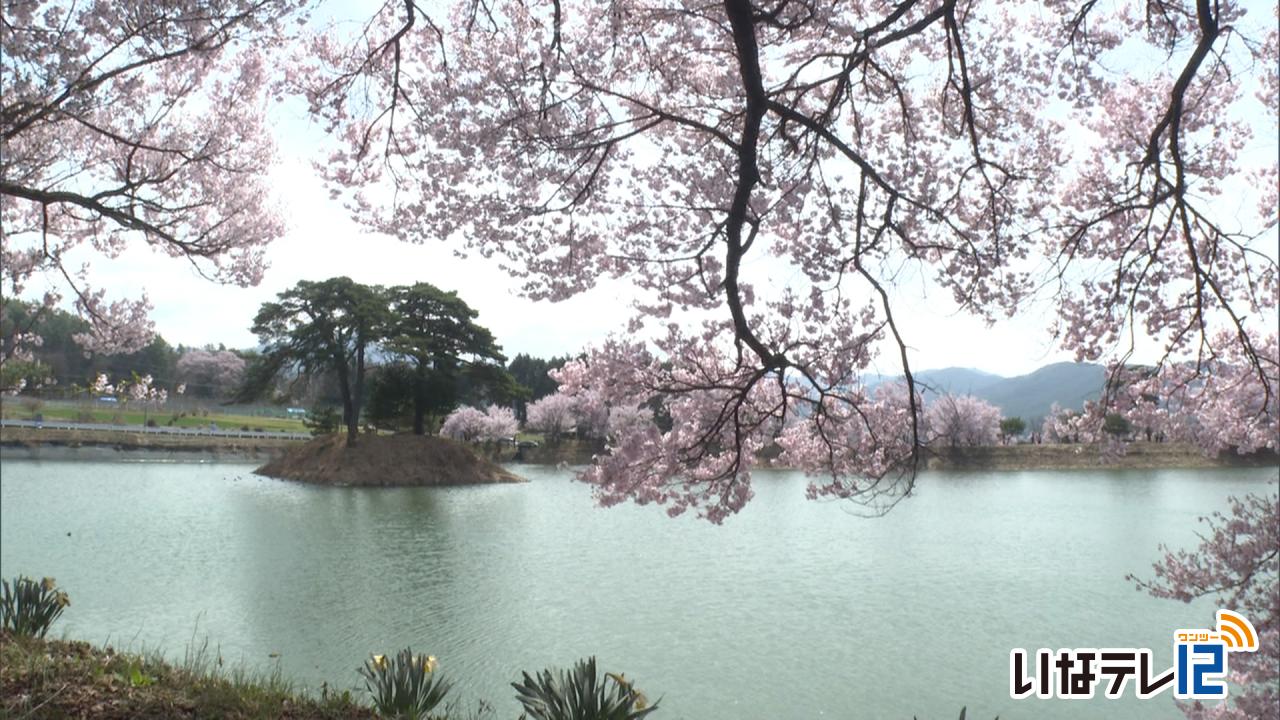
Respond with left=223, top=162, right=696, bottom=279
left=1, top=0, right=296, bottom=358
left=249, top=278, right=510, bottom=440
left=0, top=301, right=180, bottom=394
left=998, top=417, right=1027, bottom=443
left=251, top=277, right=389, bottom=444
left=508, top=354, right=571, bottom=421
left=384, top=282, right=510, bottom=434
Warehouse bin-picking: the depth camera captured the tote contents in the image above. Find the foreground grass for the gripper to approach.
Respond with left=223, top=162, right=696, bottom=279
left=0, top=632, right=374, bottom=719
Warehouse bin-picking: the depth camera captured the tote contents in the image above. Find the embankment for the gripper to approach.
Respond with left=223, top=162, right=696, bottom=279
left=0, top=426, right=296, bottom=462
left=924, top=442, right=1278, bottom=471
left=4, top=426, right=1276, bottom=473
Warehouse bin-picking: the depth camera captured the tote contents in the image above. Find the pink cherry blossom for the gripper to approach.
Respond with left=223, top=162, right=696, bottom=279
left=482, top=404, right=519, bottom=441
left=525, top=393, right=578, bottom=439
left=440, top=406, right=488, bottom=442
left=440, top=404, right=518, bottom=442
left=293, top=0, right=1276, bottom=520
left=925, top=394, right=1002, bottom=448
left=176, top=350, right=248, bottom=398
left=1113, top=334, right=1279, bottom=456
left=1130, top=494, right=1279, bottom=720
left=1, top=0, right=301, bottom=365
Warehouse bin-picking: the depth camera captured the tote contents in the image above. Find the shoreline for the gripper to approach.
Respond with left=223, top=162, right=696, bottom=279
left=2, top=425, right=1276, bottom=471
left=0, top=426, right=296, bottom=463
left=920, top=442, right=1279, bottom=471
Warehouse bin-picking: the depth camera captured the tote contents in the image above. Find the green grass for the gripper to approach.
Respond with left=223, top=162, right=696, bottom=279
left=0, top=402, right=307, bottom=433
left=0, top=633, right=505, bottom=720
left=0, top=632, right=373, bottom=719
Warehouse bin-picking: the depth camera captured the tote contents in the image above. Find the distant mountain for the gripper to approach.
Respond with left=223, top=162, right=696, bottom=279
left=863, top=362, right=1106, bottom=423
left=978, top=362, right=1106, bottom=422
left=863, top=367, right=1001, bottom=394
left=911, top=367, right=1004, bottom=396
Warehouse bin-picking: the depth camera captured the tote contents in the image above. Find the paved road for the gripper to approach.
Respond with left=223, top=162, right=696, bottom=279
left=0, top=418, right=310, bottom=441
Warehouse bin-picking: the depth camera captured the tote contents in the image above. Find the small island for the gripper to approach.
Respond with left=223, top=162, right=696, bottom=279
left=254, top=433, right=523, bottom=487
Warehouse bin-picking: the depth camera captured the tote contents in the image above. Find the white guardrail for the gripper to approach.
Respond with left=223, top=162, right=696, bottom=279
left=0, top=418, right=311, bottom=441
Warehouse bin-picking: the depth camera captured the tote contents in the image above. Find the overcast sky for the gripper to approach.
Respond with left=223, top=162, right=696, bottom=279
left=39, top=92, right=1232, bottom=379
left=59, top=90, right=1092, bottom=379
left=63, top=120, right=1082, bottom=380
left=28, top=3, right=1278, bottom=380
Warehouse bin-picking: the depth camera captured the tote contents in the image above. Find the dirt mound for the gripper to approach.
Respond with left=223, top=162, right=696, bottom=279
left=255, top=433, right=524, bottom=486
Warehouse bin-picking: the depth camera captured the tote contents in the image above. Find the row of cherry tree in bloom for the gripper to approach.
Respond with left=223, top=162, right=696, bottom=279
left=80, top=351, right=246, bottom=402
left=0, top=299, right=250, bottom=399
left=5, top=350, right=246, bottom=404
left=440, top=373, right=1243, bottom=453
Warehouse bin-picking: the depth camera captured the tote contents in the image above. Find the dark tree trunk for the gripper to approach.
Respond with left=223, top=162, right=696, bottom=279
left=334, top=357, right=357, bottom=445
left=412, top=402, right=426, bottom=435
left=351, top=344, right=367, bottom=443
left=412, top=362, right=428, bottom=435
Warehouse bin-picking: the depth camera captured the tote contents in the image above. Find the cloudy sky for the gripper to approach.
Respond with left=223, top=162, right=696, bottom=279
left=65, top=95, right=1087, bottom=378
left=28, top=2, right=1277, bottom=380
left=36, top=91, right=1225, bottom=379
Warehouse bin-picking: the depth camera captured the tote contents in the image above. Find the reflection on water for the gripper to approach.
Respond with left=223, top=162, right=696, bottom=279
left=1, top=459, right=1275, bottom=719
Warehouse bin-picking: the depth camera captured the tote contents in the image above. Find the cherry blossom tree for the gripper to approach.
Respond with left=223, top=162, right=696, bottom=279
left=1130, top=493, right=1279, bottom=720
left=482, top=404, right=519, bottom=441
left=1, top=0, right=300, bottom=366
left=776, top=381, right=924, bottom=508
left=9, top=0, right=1275, bottom=520
left=1041, top=402, right=1093, bottom=444
left=83, top=371, right=170, bottom=426
left=1116, top=335, right=1280, bottom=455
left=295, top=0, right=1278, bottom=520
left=525, top=393, right=578, bottom=441
left=925, top=394, right=1001, bottom=448
left=176, top=349, right=247, bottom=399
left=440, top=405, right=488, bottom=442
left=440, top=404, right=518, bottom=442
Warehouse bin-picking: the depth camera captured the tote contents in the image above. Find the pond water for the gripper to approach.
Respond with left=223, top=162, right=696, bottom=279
left=1, top=458, right=1275, bottom=719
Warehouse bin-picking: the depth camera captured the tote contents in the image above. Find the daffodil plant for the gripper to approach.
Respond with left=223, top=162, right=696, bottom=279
left=358, top=647, right=451, bottom=719
left=1, top=575, right=70, bottom=638
left=513, top=656, right=658, bottom=720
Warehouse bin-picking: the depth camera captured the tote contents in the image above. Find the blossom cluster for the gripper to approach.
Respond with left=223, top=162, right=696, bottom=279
left=439, top=405, right=518, bottom=443
left=88, top=373, right=170, bottom=404
left=175, top=350, right=247, bottom=398
left=1132, top=494, right=1279, bottom=720
left=2, top=0, right=303, bottom=361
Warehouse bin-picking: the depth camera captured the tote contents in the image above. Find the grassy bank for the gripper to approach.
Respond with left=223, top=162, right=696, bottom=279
left=0, top=633, right=985, bottom=720
left=0, top=401, right=307, bottom=434
left=0, top=633, right=374, bottom=720
left=924, top=441, right=1279, bottom=471
left=0, top=426, right=300, bottom=458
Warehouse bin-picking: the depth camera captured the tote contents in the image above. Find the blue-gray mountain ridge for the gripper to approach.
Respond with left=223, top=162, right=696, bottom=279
left=864, top=362, right=1106, bottom=424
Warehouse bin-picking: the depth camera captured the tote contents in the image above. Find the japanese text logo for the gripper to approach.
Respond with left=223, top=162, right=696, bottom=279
left=1010, top=609, right=1258, bottom=700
